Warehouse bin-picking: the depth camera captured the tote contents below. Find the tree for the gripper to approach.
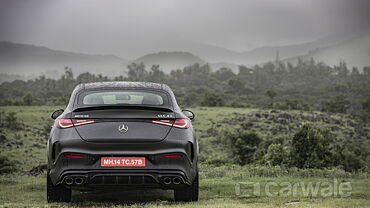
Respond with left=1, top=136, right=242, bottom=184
left=214, top=67, right=235, bottom=82
left=362, top=97, right=370, bottom=113
left=22, top=93, right=33, bottom=105
left=127, top=62, right=147, bottom=81
left=228, top=78, right=245, bottom=94
left=148, top=65, right=166, bottom=83
left=322, top=95, right=350, bottom=113
left=266, top=90, right=277, bottom=108
left=201, top=91, right=225, bottom=107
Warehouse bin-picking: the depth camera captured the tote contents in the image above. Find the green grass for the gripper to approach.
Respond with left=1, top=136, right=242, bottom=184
left=0, top=172, right=369, bottom=207
left=0, top=106, right=370, bottom=207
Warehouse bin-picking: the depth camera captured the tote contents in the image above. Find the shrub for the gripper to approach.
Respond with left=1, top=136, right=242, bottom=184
left=201, top=92, right=225, bottom=107
left=322, top=95, right=350, bottom=113
left=0, top=111, right=22, bottom=130
left=290, top=123, right=334, bottom=169
left=227, top=101, right=250, bottom=108
left=0, top=155, right=17, bottom=174
left=263, top=143, right=290, bottom=166
left=363, top=97, right=370, bottom=113
left=223, top=128, right=262, bottom=165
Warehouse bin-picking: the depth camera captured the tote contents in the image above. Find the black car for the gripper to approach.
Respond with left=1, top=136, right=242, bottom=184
left=47, top=82, right=198, bottom=202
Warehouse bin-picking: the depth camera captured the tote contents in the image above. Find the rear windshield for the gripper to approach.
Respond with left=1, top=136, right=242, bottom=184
left=79, top=91, right=167, bottom=106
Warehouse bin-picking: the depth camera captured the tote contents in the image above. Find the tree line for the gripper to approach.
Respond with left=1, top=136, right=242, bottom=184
left=0, top=59, right=369, bottom=117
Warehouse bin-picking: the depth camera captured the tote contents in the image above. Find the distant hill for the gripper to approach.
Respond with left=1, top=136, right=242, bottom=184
left=139, top=34, right=350, bottom=66
left=0, top=42, right=128, bottom=79
left=132, top=51, right=206, bottom=73
left=283, top=33, right=370, bottom=69
left=2, top=31, right=369, bottom=83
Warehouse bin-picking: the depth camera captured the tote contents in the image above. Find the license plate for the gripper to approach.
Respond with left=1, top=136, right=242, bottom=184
left=100, top=157, right=146, bottom=167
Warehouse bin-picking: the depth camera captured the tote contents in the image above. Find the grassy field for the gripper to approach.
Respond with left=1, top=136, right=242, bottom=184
left=1, top=172, right=369, bottom=208
left=0, top=106, right=369, bottom=207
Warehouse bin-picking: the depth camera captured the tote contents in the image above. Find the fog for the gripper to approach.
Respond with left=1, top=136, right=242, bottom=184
left=1, top=0, right=369, bottom=59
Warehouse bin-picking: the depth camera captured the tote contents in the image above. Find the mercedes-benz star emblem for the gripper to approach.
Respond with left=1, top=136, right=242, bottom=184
left=118, top=123, right=128, bottom=133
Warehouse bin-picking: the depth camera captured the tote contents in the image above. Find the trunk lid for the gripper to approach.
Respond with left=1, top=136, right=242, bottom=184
left=71, top=107, right=175, bottom=143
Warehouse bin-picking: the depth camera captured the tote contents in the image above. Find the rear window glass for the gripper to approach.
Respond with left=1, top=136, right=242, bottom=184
left=81, top=91, right=165, bottom=106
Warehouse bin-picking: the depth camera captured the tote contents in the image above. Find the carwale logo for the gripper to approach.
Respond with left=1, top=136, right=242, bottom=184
left=235, top=179, right=352, bottom=198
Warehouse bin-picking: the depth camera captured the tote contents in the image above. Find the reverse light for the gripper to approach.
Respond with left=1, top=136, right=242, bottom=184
left=152, top=119, right=190, bottom=129
left=57, top=119, right=95, bottom=128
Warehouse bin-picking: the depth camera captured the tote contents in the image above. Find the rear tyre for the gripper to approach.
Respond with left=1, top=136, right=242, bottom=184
left=47, top=173, right=71, bottom=203
left=174, top=173, right=199, bottom=202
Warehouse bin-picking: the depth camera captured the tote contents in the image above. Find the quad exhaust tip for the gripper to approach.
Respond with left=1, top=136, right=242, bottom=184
left=172, top=177, right=182, bottom=185
left=65, top=177, right=74, bottom=185
left=163, top=177, right=172, bottom=185
left=75, top=177, right=84, bottom=185
left=64, top=177, right=84, bottom=185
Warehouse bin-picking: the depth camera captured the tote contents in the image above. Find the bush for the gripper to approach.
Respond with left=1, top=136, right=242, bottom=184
left=223, top=128, right=262, bottom=165
left=227, top=101, right=250, bottom=108
left=322, top=95, right=350, bottom=113
left=363, top=97, right=370, bottom=113
left=290, top=123, right=334, bottom=169
left=201, top=92, right=225, bottom=107
left=0, top=155, right=17, bottom=174
left=0, top=111, right=22, bottom=130
left=263, top=143, right=290, bottom=166
left=275, top=99, right=310, bottom=111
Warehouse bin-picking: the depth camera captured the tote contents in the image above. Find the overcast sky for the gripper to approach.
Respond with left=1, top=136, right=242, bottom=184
left=0, top=0, right=369, bottom=59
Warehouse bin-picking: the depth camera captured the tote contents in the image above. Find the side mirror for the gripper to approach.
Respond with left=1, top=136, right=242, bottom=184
left=51, top=109, right=64, bottom=119
left=182, top=110, right=195, bottom=120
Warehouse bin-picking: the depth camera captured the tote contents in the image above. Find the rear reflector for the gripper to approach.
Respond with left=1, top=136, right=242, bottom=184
left=162, top=154, right=183, bottom=158
left=152, top=119, right=190, bottom=129
left=57, top=119, right=95, bottom=128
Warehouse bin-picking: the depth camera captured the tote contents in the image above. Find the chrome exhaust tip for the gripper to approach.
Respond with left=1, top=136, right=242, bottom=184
left=163, top=177, right=172, bottom=185
left=74, top=177, right=84, bottom=185
left=65, top=177, right=74, bottom=185
left=173, top=177, right=182, bottom=185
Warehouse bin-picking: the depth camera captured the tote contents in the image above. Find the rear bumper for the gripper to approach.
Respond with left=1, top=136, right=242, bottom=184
left=49, top=151, right=196, bottom=190
left=58, top=169, right=190, bottom=190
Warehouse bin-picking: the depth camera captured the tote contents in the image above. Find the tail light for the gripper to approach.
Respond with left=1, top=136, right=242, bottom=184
left=152, top=119, right=190, bottom=129
left=57, top=119, right=95, bottom=129
left=161, top=154, right=183, bottom=158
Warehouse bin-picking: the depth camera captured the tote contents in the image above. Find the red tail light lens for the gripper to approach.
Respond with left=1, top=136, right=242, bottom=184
left=152, top=119, right=174, bottom=126
left=152, top=119, right=190, bottom=129
left=58, top=119, right=74, bottom=128
left=57, top=119, right=95, bottom=128
left=64, top=154, right=85, bottom=158
left=173, top=119, right=190, bottom=128
left=161, top=154, right=183, bottom=158
left=72, top=119, right=95, bottom=126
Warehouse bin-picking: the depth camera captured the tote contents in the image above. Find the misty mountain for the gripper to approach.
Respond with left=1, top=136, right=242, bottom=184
left=132, top=51, right=206, bottom=73
left=283, top=33, right=370, bottom=69
left=238, top=35, right=346, bottom=64
left=0, top=42, right=128, bottom=78
left=134, top=34, right=350, bottom=66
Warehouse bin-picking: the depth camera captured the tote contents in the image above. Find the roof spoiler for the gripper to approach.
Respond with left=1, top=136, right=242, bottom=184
left=73, top=105, right=173, bottom=113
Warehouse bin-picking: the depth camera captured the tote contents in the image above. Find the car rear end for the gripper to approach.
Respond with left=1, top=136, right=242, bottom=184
left=47, top=83, right=198, bottom=202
